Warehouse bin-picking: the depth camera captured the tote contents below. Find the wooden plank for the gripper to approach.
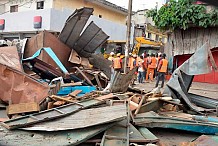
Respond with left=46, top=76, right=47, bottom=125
left=61, top=82, right=82, bottom=87
left=7, top=103, right=39, bottom=115
left=69, top=90, right=82, bottom=97
left=95, top=93, right=114, bottom=100
left=50, top=95, right=82, bottom=106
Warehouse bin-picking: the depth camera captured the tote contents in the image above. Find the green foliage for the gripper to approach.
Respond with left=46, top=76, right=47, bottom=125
left=146, top=0, right=218, bottom=30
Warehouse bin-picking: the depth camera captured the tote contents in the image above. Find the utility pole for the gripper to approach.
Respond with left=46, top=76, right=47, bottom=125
left=124, top=0, right=133, bottom=74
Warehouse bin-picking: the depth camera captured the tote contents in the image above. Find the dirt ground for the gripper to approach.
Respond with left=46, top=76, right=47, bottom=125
left=133, top=80, right=218, bottom=146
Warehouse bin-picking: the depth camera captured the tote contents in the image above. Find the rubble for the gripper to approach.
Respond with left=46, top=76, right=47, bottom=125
left=0, top=7, right=218, bottom=146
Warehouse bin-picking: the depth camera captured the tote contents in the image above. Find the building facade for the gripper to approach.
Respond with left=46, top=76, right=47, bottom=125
left=132, top=9, right=167, bottom=44
left=0, top=0, right=128, bottom=41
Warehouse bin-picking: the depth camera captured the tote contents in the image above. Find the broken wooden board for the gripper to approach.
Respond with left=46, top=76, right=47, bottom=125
left=69, top=90, right=82, bottom=97
left=7, top=103, right=40, bottom=115
left=68, top=50, right=90, bottom=67
left=2, top=99, right=103, bottom=130
left=95, top=93, right=114, bottom=101
left=0, top=123, right=115, bottom=146
left=110, top=68, right=137, bottom=93
left=61, top=82, right=82, bottom=87
left=21, top=104, right=127, bottom=131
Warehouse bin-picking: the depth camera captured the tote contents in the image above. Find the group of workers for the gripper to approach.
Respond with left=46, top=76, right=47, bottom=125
left=108, top=51, right=168, bottom=88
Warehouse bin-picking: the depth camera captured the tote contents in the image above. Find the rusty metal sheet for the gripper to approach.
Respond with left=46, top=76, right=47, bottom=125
left=0, top=46, right=22, bottom=71
left=59, top=7, right=94, bottom=48
left=110, top=68, right=137, bottom=93
left=24, top=31, right=73, bottom=69
left=68, top=50, right=90, bottom=67
left=89, top=54, right=112, bottom=78
left=2, top=99, right=103, bottom=130
left=21, top=104, right=127, bottom=131
left=165, top=43, right=217, bottom=114
left=73, top=21, right=109, bottom=57
left=0, top=123, right=115, bottom=146
left=193, top=135, right=218, bottom=146
left=0, top=63, right=49, bottom=104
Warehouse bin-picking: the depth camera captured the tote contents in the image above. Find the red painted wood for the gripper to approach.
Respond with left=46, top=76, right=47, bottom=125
left=175, top=48, right=218, bottom=84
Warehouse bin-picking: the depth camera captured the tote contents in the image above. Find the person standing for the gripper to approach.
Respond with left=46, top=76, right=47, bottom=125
left=155, top=53, right=168, bottom=88
left=128, top=53, right=135, bottom=71
left=146, top=53, right=156, bottom=82
left=138, top=56, right=145, bottom=83
left=113, top=53, right=122, bottom=72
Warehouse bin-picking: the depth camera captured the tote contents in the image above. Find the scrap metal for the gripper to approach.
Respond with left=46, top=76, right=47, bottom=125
left=0, top=123, right=115, bottom=146
left=58, top=7, right=94, bottom=48
left=0, top=63, right=49, bottom=104
left=165, top=43, right=218, bottom=114
left=21, top=104, right=127, bottom=131
left=2, top=99, right=103, bottom=129
left=0, top=46, right=23, bottom=71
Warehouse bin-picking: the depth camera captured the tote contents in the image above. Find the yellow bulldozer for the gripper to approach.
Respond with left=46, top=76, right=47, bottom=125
left=132, top=37, right=163, bottom=55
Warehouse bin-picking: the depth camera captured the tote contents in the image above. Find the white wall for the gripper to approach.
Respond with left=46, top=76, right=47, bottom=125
left=4, top=0, right=53, bottom=13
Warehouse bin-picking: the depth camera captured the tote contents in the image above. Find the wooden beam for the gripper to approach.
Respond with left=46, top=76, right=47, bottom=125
left=7, top=103, right=40, bottom=115
left=69, top=90, right=82, bottom=97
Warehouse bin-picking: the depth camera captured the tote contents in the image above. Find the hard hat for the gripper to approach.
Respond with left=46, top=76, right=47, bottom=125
left=133, top=54, right=137, bottom=58
left=129, top=53, right=132, bottom=56
left=110, top=52, right=114, bottom=56
left=117, top=53, right=121, bottom=57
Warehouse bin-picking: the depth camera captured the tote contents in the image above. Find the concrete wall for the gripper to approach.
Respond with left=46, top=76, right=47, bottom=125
left=53, top=0, right=127, bottom=25
left=0, top=8, right=128, bottom=41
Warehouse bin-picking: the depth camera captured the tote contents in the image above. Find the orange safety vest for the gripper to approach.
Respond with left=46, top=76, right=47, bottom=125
left=113, top=57, right=121, bottom=69
left=159, top=59, right=168, bottom=73
left=143, top=58, right=148, bottom=69
left=128, top=57, right=135, bottom=70
left=148, top=57, right=157, bottom=69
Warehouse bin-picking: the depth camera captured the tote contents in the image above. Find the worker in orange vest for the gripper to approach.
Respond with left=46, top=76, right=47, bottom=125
left=155, top=53, right=168, bottom=88
left=146, top=53, right=157, bottom=82
left=113, top=53, right=122, bottom=72
left=128, top=53, right=135, bottom=71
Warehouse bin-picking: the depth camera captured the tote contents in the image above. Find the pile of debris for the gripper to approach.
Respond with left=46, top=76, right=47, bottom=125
left=1, top=7, right=218, bottom=146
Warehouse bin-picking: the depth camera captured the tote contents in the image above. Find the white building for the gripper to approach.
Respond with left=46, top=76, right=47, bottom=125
left=0, top=0, right=128, bottom=41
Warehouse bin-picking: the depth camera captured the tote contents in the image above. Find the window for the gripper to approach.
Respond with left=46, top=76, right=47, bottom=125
left=10, top=5, right=18, bottom=13
left=162, top=37, right=165, bottom=43
left=155, top=35, right=159, bottom=41
left=37, top=1, right=44, bottom=9
left=147, top=33, right=151, bottom=39
left=98, top=15, right=102, bottom=18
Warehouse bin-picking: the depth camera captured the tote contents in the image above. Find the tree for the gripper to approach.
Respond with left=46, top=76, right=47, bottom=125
left=147, top=0, right=218, bottom=30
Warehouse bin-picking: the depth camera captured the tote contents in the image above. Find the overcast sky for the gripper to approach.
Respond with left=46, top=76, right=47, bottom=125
left=107, top=0, right=165, bottom=11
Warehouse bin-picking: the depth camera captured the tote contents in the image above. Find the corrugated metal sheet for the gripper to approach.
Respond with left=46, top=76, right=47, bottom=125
left=0, top=123, right=115, bottom=146
left=2, top=99, right=103, bottom=130
left=21, top=104, right=127, bottom=131
left=73, top=21, right=109, bottom=57
left=165, top=43, right=217, bottom=114
left=58, top=7, right=94, bottom=48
